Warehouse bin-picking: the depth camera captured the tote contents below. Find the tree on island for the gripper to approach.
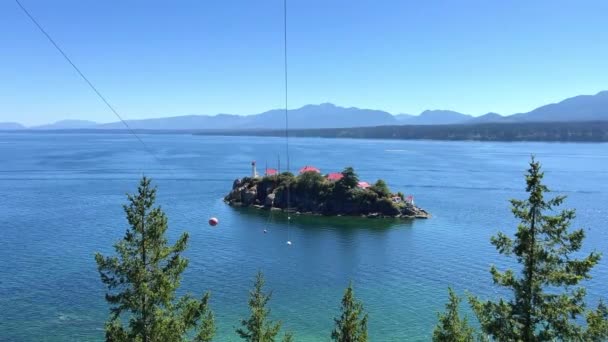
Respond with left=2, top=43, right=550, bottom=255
left=226, top=163, right=428, bottom=218
left=336, top=167, right=359, bottom=191
left=331, top=283, right=368, bottom=342
left=236, top=271, right=293, bottom=342
left=432, top=288, right=475, bottom=342
left=468, top=157, right=606, bottom=341
left=370, top=179, right=390, bottom=198
left=95, top=177, right=215, bottom=342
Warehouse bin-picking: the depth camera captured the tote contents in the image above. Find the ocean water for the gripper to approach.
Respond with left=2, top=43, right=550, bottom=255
left=0, top=133, right=607, bottom=341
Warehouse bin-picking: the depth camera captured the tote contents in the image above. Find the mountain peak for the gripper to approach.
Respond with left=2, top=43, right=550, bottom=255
left=413, top=110, right=472, bottom=125
left=319, top=102, right=337, bottom=107
left=466, top=112, right=504, bottom=124
left=0, top=122, right=24, bottom=130
left=300, top=102, right=337, bottom=110
left=509, top=90, right=608, bottom=122
left=32, top=119, right=98, bottom=130
left=596, top=90, right=608, bottom=96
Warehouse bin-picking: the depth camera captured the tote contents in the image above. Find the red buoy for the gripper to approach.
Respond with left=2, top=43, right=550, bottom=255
left=208, top=217, right=218, bottom=226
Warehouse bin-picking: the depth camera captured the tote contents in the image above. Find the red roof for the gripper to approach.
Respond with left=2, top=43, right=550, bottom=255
left=327, top=172, right=343, bottom=181
left=265, top=168, right=278, bottom=175
left=357, top=181, right=370, bottom=188
left=299, top=165, right=320, bottom=173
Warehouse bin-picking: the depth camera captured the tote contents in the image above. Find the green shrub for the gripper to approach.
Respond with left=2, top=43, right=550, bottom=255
left=370, top=180, right=390, bottom=198
left=376, top=198, right=400, bottom=216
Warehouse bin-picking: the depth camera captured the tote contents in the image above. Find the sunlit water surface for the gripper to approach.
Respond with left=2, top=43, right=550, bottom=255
left=1, top=133, right=607, bottom=341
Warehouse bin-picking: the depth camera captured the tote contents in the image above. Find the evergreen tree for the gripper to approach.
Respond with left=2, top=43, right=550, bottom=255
left=331, top=283, right=368, bottom=342
left=237, top=271, right=292, bottom=342
left=95, top=177, right=215, bottom=342
left=433, top=288, right=475, bottom=342
left=296, top=170, right=325, bottom=192
left=282, top=331, right=295, bottom=342
left=469, top=158, right=603, bottom=341
left=370, top=179, right=390, bottom=198
left=338, top=167, right=359, bottom=190
left=585, top=300, right=608, bottom=341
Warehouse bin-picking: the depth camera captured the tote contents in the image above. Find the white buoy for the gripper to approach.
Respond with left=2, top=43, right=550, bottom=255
left=286, top=240, right=292, bottom=245
left=263, top=229, right=268, bottom=233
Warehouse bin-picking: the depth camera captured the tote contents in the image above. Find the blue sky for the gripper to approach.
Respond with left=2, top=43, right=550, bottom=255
left=1, top=0, right=607, bottom=126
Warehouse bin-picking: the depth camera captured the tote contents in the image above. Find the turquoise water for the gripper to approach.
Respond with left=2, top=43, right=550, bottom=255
left=0, top=133, right=607, bottom=341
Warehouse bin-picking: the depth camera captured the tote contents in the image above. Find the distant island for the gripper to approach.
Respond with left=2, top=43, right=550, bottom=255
left=224, top=163, right=430, bottom=219
left=198, top=121, right=608, bottom=142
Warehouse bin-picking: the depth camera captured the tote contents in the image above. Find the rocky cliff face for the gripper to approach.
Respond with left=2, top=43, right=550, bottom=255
left=224, top=176, right=430, bottom=219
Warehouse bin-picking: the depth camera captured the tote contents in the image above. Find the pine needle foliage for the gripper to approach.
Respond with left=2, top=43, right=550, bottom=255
left=95, top=177, right=215, bottom=342
left=584, top=300, right=608, bottom=341
left=433, top=287, right=475, bottom=342
left=236, top=271, right=292, bottom=342
left=331, top=283, right=368, bottom=342
left=468, top=157, right=604, bottom=341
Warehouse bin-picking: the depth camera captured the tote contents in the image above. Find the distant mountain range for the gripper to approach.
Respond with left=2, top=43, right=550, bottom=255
left=0, top=122, right=25, bottom=130
left=397, top=110, right=473, bottom=125
left=32, top=119, right=98, bottom=130
left=96, top=103, right=396, bottom=130
left=3, top=90, right=608, bottom=130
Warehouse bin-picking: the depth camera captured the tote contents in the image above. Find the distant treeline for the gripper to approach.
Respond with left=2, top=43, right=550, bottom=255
left=194, top=121, right=608, bottom=142
left=7, top=121, right=608, bottom=142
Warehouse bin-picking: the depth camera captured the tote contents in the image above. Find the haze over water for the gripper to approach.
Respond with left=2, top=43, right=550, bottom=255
left=1, top=133, right=607, bottom=341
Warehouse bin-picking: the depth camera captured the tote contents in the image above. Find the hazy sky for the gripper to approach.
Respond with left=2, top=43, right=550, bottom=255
left=1, top=0, right=607, bottom=126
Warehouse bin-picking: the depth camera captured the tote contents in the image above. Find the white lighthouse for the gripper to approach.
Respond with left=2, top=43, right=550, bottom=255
left=251, top=160, right=259, bottom=178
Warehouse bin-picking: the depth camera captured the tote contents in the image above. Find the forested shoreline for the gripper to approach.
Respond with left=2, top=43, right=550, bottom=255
left=194, top=121, right=608, bottom=142
left=5, top=121, right=608, bottom=142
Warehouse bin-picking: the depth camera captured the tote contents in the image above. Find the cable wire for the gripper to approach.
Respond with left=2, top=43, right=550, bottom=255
left=283, top=0, right=292, bottom=243
left=15, top=0, right=168, bottom=171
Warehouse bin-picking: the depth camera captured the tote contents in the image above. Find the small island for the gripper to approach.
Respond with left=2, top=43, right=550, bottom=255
left=224, top=162, right=430, bottom=219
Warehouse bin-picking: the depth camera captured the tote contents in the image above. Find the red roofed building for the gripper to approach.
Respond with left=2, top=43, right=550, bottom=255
left=327, top=172, right=343, bottom=181
left=265, top=168, right=278, bottom=176
left=299, top=166, right=320, bottom=174
left=357, top=181, right=370, bottom=189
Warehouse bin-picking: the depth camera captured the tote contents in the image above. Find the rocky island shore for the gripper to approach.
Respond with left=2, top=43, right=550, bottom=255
left=224, top=165, right=430, bottom=219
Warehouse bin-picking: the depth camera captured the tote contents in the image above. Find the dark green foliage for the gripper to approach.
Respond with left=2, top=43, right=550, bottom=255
left=335, top=167, right=359, bottom=193
left=375, top=198, right=400, bottom=216
left=296, top=170, right=325, bottom=192
left=585, top=301, right=608, bottom=341
left=331, top=283, right=368, bottom=342
left=281, top=332, right=295, bottom=342
left=197, top=121, right=608, bottom=142
left=370, top=180, right=390, bottom=198
left=281, top=172, right=295, bottom=183
left=468, top=158, right=604, bottom=341
left=237, top=271, right=292, bottom=342
left=270, top=172, right=297, bottom=209
left=95, top=177, right=215, bottom=342
left=254, top=167, right=403, bottom=217
left=293, top=171, right=330, bottom=211
left=354, top=190, right=379, bottom=213
left=433, top=288, right=475, bottom=342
